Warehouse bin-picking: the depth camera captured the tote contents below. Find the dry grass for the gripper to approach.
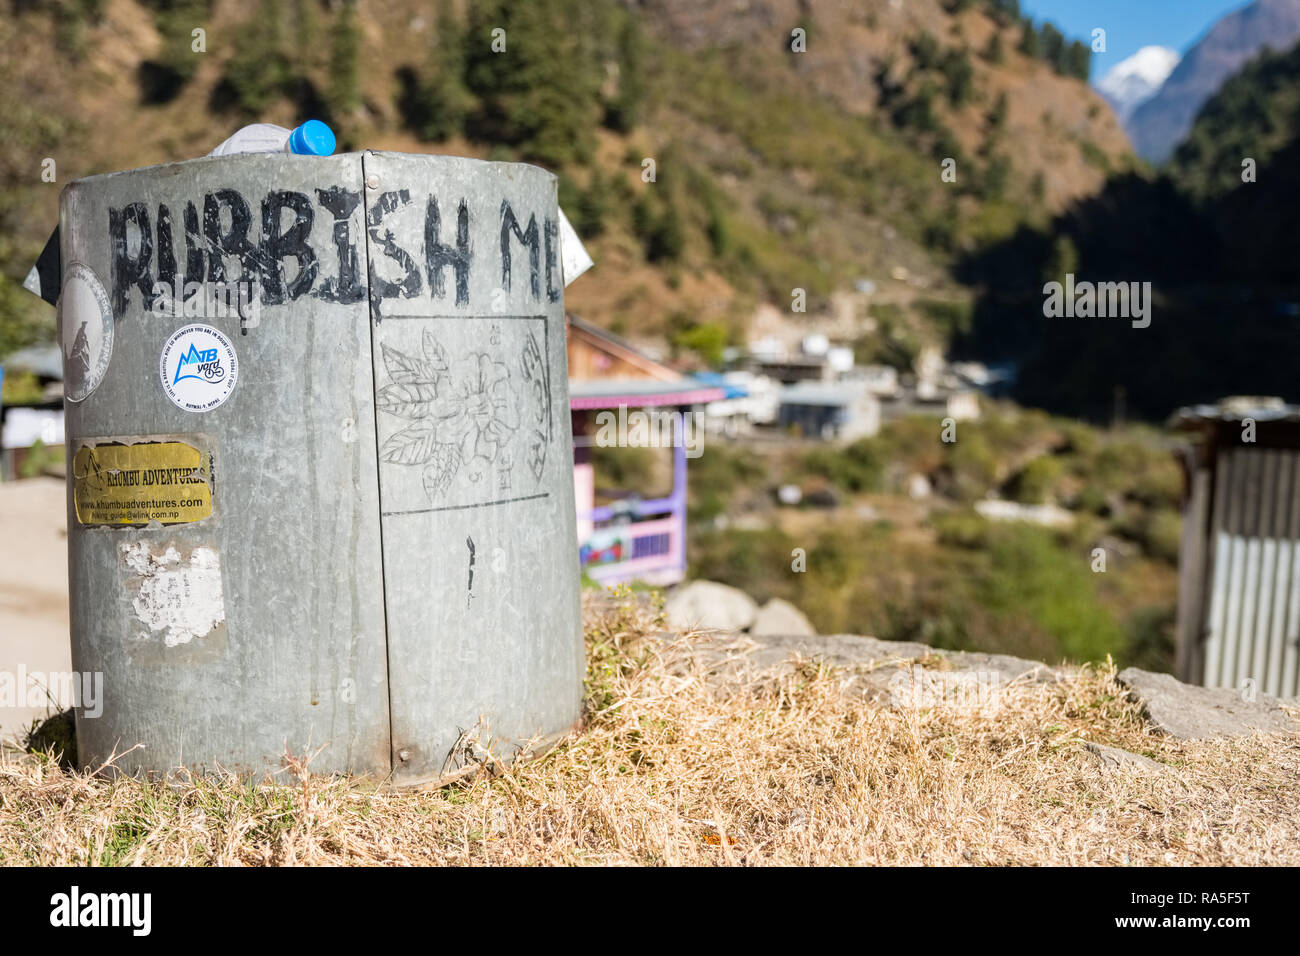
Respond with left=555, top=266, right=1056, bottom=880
left=1, top=593, right=1298, bottom=866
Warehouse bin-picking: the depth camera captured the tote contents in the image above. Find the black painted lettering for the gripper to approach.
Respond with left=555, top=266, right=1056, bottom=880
left=260, top=190, right=318, bottom=304
left=315, top=186, right=365, bottom=304
left=158, top=202, right=206, bottom=310
left=108, top=202, right=154, bottom=317
left=425, top=197, right=472, bottom=307
left=182, top=201, right=205, bottom=290
left=366, top=189, right=422, bottom=312
left=544, top=216, right=560, bottom=304
left=156, top=203, right=178, bottom=292
left=500, top=201, right=541, bottom=301
left=202, top=188, right=259, bottom=285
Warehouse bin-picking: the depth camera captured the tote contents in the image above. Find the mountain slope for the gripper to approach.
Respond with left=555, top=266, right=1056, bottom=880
left=1127, top=0, right=1300, bottom=163
left=1171, top=38, right=1300, bottom=200
left=1, top=0, right=1129, bottom=361
left=955, top=20, right=1300, bottom=423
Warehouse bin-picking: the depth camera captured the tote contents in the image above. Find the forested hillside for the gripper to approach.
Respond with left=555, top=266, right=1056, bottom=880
left=1, top=0, right=1128, bottom=361
left=956, top=36, right=1300, bottom=422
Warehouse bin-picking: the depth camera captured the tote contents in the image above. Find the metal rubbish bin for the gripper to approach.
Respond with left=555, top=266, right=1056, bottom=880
left=56, top=151, right=583, bottom=784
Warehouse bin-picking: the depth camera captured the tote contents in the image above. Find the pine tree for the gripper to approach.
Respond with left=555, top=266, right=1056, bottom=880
left=1065, top=40, right=1091, bottom=82
left=295, top=0, right=319, bottom=71
left=222, top=0, right=292, bottom=114
left=1043, top=234, right=1079, bottom=284
left=327, top=0, right=363, bottom=117
left=647, top=201, right=685, bottom=263
left=941, top=47, right=975, bottom=107
left=988, top=0, right=1020, bottom=26
left=983, top=30, right=1004, bottom=64
left=1018, top=18, right=1040, bottom=58
left=417, top=0, right=474, bottom=141
left=1039, top=22, right=1066, bottom=72
left=464, top=0, right=606, bottom=164
left=575, top=171, right=610, bottom=238
left=986, top=91, right=1009, bottom=133
left=604, top=14, right=644, bottom=132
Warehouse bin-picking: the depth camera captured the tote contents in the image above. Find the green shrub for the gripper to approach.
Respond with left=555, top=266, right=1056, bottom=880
left=645, top=201, right=685, bottom=263
left=915, top=299, right=973, bottom=339
left=1008, top=456, right=1062, bottom=504
left=979, top=524, right=1124, bottom=663
left=19, top=439, right=62, bottom=479
left=669, top=321, right=728, bottom=367
left=932, top=509, right=992, bottom=549
left=947, top=434, right=999, bottom=502
left=1073, top=485, right=1108, bottom=516
left=1121, top=605, right=1175, bottom=672
left=687, top=445, right=767, bottom=522
left=591, top=443, right=659, bottom=496
left=801, top=439, right=887, bottom=494
left=575, top=171, right=613, bottom=238
left=1140, top=508, right=1183, bottom=565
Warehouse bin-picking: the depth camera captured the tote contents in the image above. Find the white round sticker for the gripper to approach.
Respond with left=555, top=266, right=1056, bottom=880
left=59, top=262, right=114, bottom=403
left=159, top=324, right=239, bottom=412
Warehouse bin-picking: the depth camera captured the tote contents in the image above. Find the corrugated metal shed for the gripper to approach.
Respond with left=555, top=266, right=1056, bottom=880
left=1171, top=397, right=1300, bottom=697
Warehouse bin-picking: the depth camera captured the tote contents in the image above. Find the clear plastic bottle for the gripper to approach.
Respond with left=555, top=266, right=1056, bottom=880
left=208, top=120, right=336, bottom=157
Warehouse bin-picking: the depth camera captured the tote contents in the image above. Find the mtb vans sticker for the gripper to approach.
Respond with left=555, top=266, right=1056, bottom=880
left=159, top=324, right=239, bottom=412
left=59, top=262, right=114, bottom=403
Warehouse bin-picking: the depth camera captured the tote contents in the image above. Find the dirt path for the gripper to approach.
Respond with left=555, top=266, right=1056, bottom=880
left=0, top=477, right=71, bottom=740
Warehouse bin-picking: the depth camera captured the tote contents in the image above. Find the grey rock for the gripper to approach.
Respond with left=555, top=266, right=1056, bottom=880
left=664, top=580, right=757, bottom=632
left=744, top=633, right=930, bottom=671
left=750, top=598, right=817, bottom=637
left=1117, top=667, right=1298, bottom=740
left=730, top=634, right=1062, bottom=707
left=805, top=487, right=839, bottom=509
left=1084, top=742, right=1165, bottom=773
left=744, top=633, right=1060, bottom=682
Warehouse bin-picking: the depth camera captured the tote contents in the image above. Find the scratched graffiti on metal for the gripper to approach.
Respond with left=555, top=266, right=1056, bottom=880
left=375, top=323, right=550, bottom=507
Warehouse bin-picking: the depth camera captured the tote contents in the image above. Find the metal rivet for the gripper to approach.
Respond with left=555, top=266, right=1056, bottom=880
left=397, top=748, right=411, bottom=762
left=366, top=173, right=380, bottom=190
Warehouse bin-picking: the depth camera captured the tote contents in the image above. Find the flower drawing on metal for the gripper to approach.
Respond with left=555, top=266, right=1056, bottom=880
left=377, top=329, right=523, bottom=501
left=519, top=331, right=551, bottom=481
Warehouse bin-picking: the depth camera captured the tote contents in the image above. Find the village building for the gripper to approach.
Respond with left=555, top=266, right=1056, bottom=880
left=566, top=315, right=726, bottom=586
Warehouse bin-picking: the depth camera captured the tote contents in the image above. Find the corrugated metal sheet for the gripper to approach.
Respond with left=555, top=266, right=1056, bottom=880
left=1201, top=446, right=1300, bottom=697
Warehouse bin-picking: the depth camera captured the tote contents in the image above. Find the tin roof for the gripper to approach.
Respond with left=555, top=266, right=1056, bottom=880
left=778, top=382, right=873, bottom=408
left=1, top=345, right=63, bottom=380
left=568, top=378, right=726, bottom=409
left=1168, top=396, right=1300, bottom=429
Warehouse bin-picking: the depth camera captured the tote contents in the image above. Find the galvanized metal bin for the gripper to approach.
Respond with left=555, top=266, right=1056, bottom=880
left=57, top=151, right=583, bottom=784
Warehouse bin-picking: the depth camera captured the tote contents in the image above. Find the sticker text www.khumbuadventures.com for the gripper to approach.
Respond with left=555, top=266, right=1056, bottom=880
left=72, top=439, right=214, bottom=526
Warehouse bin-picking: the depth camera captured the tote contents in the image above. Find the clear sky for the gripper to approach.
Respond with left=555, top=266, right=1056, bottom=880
left=1019, top=0, right=1254, bottom=80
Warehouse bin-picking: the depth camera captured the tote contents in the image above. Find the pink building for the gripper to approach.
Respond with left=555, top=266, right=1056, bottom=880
left=566, top=317, right=725, bottom=586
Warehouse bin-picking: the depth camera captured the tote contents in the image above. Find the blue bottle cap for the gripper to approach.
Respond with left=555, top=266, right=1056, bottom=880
left=289, top=120, right=336, bottom=156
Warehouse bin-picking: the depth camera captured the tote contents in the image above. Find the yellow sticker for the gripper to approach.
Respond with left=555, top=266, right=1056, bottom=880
left=73, top=440, right=213, bottom=526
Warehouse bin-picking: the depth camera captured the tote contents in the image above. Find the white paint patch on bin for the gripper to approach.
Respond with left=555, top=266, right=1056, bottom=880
left=120, top=541, right=226, bottom=647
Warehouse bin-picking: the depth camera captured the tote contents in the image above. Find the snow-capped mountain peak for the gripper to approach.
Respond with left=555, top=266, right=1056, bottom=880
left=1096, top=46, right=1181, bottom=124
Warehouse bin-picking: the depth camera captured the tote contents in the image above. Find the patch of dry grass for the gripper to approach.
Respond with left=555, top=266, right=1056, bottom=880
left=1, top=593, right=1297, bottom=866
